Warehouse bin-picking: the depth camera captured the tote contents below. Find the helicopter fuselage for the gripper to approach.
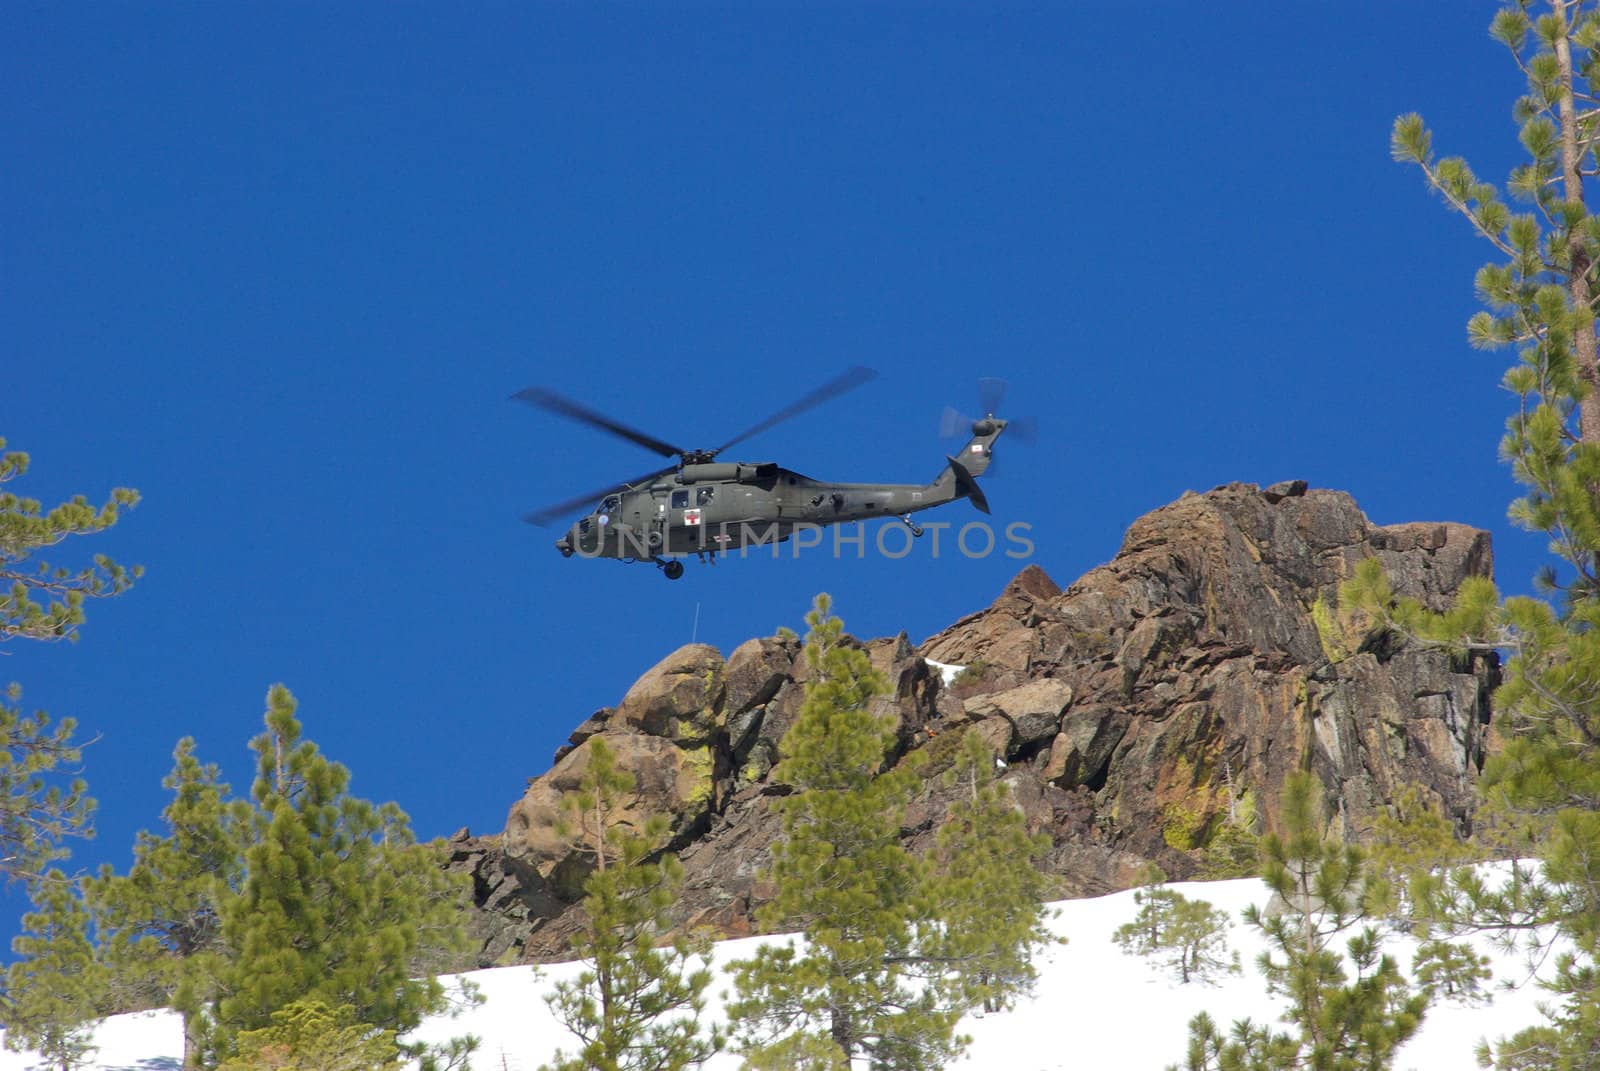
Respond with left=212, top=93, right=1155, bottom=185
left=554, top=418, right=1005, bottom=570
left=556, top=464, right=953, bottom=560
left=517, top=367, right=1014, bottom=579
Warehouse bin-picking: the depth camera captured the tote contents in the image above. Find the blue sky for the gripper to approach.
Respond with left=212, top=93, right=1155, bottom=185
left=4, top=4, right=1542, bottom=921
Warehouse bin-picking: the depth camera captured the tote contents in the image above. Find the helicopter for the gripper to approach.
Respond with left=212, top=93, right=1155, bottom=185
left=514, top=368, right=1018, bottom=580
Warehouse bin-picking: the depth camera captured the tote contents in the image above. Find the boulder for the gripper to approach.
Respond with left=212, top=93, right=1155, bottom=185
left=614, top=643, right=726, bottom=744
left=1043, top=705, right=1130, bottom=790
left=503, top=731, right=716, bottom=899
left=552, top=708, right=611, bottom=765
left=962, top=678, right=1074, bottom=757
left=725, top=636, right=793, bottom=718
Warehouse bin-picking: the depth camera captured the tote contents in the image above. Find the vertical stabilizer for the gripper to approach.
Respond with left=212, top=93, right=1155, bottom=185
left=928, top=418, right=1006, bottom=511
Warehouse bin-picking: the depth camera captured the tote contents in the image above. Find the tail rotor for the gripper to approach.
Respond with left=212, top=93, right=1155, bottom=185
left=938, top=378, right=1039, bottom=472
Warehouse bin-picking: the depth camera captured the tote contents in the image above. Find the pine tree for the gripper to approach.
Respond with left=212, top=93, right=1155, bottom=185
left=0, top=685, right=94, bottom=886
left=217, top=998, right=404, bottom=1071
left=728, top=595, right=964, bottom=1070
left=1361, top=784, right=1471, bottom=921
left=1375, top=7, right=1600, bottom=1063
left=0, top=441, right=135, bottom=1062
left=1201, top=773, right=1262, bottom=880
left=1412, top=939, right=1492, bottom=1007
left=0, top=437, right=140, bottom=645
left=215, top=685, right=474, bottom=1066
left=1113, top=878, right=1239, bottom=986
left=540, top=736, right=720, bottom=1071
left=922, top=729, right=1056, bottom=1013
left=1177, top=772, right=1429, bottom=1071
left=0, top=437, right=137, bottom=883
left=1391, top=1, right=1600, bottom=448
left=3, top=871, right=106, bottom=1071
left=87, top=737, right=249, bottom=1067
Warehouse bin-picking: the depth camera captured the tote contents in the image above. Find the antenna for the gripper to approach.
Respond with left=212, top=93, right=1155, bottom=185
left=691, top=601, right=701, bottom=644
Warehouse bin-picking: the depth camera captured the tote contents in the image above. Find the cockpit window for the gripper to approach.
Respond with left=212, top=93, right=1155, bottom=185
left=600, top=495, right=620, bottom=515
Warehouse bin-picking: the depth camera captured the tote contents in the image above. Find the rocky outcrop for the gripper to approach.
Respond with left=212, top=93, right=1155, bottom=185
left=924, top=483, right=1495, bottom=859
left=453, top=482, right=1498, bottom=965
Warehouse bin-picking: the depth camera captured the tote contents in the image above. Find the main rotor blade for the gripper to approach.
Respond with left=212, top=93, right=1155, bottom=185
left=712, top=366, right=878, bottom=456
left=511, top=387, right=686, bottom=459
left=521, top=465, right=676, bottom=527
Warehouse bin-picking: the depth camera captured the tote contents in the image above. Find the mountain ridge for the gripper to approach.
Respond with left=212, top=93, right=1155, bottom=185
left=451, top=480, right=1498, bottom=967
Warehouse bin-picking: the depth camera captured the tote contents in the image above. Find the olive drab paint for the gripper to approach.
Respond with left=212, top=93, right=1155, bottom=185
left=514, top=369, right=1017, bottom=581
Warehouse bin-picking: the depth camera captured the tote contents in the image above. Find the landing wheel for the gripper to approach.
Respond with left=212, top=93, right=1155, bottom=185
left=662, top=560, right=685, bottom=581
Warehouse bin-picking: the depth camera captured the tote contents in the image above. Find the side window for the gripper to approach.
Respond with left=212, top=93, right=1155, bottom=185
left=600, top=496, right=620, bottom=515
left=697, top=486, right=715, bottom=506
left=670, top=490, right=690, bottom=509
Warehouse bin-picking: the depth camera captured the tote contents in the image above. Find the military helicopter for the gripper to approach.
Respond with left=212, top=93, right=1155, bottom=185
left=514, top=368, right=1017, bottom=580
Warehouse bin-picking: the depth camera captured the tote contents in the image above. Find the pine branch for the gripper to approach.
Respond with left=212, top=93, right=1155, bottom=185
left=1415, top=162, right=1523, bottom=258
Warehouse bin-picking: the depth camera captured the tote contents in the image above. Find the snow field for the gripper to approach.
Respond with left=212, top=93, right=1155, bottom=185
left=4, top=871, right=1561, bottom=1071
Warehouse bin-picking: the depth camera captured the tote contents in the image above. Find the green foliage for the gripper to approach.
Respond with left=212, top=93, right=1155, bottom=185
left=731, top=601, right=1058, bottom=1068
left=1202, top=785, right=1261, bottom=879
left=0, top=438, right=137, bottom=1065
left=735, top=1033, right=849, bottom=1071
left=217, top=998, right=403, bottom=1071
left=1385, top=11, right=1600, bottom=1059
left=729, top=595, right=961, bottom=1069
left=1474, top=1024, right=1575, bottom=1071
left=1113, top=882, right=1239, bottom=985
left=1338, top=558, right=1501, bottom=654
left=541, top=738, right=721, bottom=1071
left=1159, top=755, right=1258, bottom=866
left=922, top=729, right=1058, bottom=1013
left=214, top=685, right=475, bottom=1066
left=913, top=721, right=972, bottom=777
left=554, top=734, right=646, bottom=876
left=1311, top=594, right=1363, bottom=663
left=1176, top=773, right=1430, bottom=1070
left=1413, top=938, right=1492, bottom=1007
left=88, top=737, right=250, bottom=1066
left=1133, top=860, right=1170, bottom=887
left=947, top=660, right=992, bottom=698
left=66, top=689, right=475, bottom=1069
left=0, top=684, right=94, bottom=885
left=1362, top=783, right=1472, bottom=921
left=0, top=437, right=140, bottom=645
left=770, top=595, right=900, bottom=795
left=4, top=871, right=105, bottom=1071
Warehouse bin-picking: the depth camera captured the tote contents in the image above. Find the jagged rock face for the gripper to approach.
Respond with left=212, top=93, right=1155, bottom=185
left=459, top=482, right=1497, bottom=965
left=922, top=483, right=1495, bottom=855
